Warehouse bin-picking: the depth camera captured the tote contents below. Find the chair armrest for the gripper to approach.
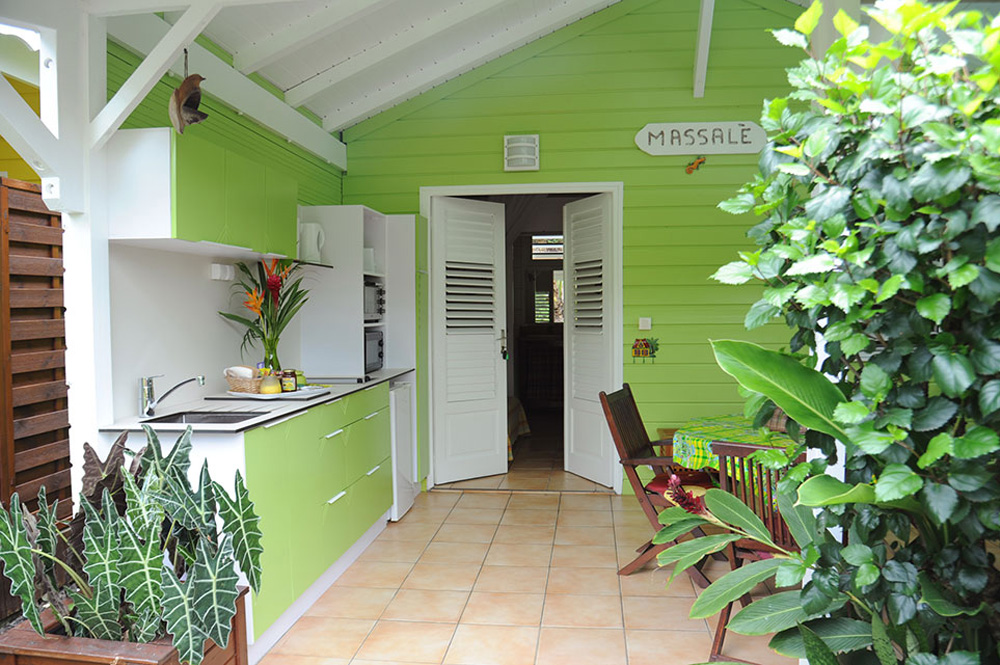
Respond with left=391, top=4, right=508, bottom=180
left=620, top=455, right=675, bottom=467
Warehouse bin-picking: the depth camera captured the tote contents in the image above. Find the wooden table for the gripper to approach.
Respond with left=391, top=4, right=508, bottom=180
left=672, top=414, right=793, bottom=470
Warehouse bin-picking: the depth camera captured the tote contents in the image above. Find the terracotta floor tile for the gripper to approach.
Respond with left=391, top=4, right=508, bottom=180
left=493, top=524, right=556, bottom=544
left=485, top=543, right=553, bottom=567
left=545, top=567, right=621, bottom=596
left=381, top=589, right=470, bottom=623
left=507, top=494, right=561, bottom=510
left=400, top=505, right=453, bottom=524
left=354, top=620, right=456, bottom=663
left=448, top=475, right=505, bottom=490
left=446, top=507, right=505, bottom=525
left=500, top=508, right=558, bottom=526
left=556, top=510, right=614, bottom=527
left=546, top=476, right=600, bottom=492
left=553, top=526, right=615, bottom=547
left=505, top=468, right=554, bottom=479
left=402, top=562, right=482, bottom=591
left=434, top=523, right=498, bottom=544
left=444, top=624, right=540, bottom=665
left=350, top=660, right=433, bottom=665
left=258, top=654, right=349, bottom=665
left=550, top=545, right=618, bottom=568
left=625, top=629, right=713, bottom=665
left=536, top=627, right=627, bottom=665
left=376, top=522, right=440, bottom=544
left=460, top=591, right=545, bottom=626
left=334, top=561, right=413, bottom=589
left=559, top=495, right=612, bottom=511
left=455, top=493, right=511, bottom=510
left=419, top=541, right=490, bottom=565
left=416, top=491, right=462, bottom=507
left=622, top=595, right=710, bottom=631
left=613, top=511, right=652, bottom=528
left=542, top=593, right=623, bottom=628
left=474, top=565, right=549, bottom=594
left=304, top=586, right=395, bottom=619
left=272, top=616, right=374, bottom=659
left=619, top=568, right=697, bottom=597
left=499, top=477, right=551, bottom=490
left=358, top=539, right=427, bottom=564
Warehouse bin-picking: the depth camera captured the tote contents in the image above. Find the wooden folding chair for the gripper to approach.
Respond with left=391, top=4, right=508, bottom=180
left=599, top=384, right=717, bottom=586
left=710, top=440, right=801, bottom=663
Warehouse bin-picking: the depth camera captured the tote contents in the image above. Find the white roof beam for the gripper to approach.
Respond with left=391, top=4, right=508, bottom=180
left=83, top=0, right=303, bottom=18
left=285, top=0, right=504, bottom=108
left=108, top=12, right=347, bottom=169
left=321, top=0, right=619, bottom=131
left=0, top=72, right=63, bottom=176
left=90, top=1, right=221, bottom=151
left=693, top=0, right=714, bottom=98
left=233, top=0, right=392, bottom=75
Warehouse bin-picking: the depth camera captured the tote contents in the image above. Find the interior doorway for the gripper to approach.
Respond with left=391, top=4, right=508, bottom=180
left=421, top=183, right=625, bottom=494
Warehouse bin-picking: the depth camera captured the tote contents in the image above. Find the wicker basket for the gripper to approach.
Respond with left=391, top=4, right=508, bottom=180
left=225, top=368, right=261, bottom=394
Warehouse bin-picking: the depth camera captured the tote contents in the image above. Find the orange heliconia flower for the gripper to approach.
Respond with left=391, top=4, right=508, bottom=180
left=244, top=288, right=264, bottom=317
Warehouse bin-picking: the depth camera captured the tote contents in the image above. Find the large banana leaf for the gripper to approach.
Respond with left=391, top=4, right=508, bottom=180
left=70, top=588, right=122, bottom=640
left=711, top=340, right=849, bottom=442
left=769, top=617, right=873, bottom=657
left=728, top=590, right=807, bottom=635
left=161, top=566, right=209, bottom=665
left=0, top=494, right=43, bottom=634
left=690, top=558, right=784, bottom=619
left=215, top=471, right=263, bottom=593
left=139, top=426, right=192, bottom=481
left=118, top=520, right=163, bottom=620
left=191, top=536, right=240, bottom=649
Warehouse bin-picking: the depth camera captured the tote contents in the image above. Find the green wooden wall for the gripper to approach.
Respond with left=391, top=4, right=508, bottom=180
left=342, top=0, right=801, bottom=436
left=107, top=40, right=342, bottom=206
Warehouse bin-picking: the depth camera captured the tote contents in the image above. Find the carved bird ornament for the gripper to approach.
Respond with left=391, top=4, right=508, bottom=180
left=169, top=74, right=208, bottom=134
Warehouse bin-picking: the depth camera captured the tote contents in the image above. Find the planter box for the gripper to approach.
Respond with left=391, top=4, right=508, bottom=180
left=0, top=588, right=248, bottom=665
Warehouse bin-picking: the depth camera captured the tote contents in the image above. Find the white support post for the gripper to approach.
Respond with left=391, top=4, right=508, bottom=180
left=89, top=1, right=221, bottom=151
left=693, top=0, right=714, bottom=99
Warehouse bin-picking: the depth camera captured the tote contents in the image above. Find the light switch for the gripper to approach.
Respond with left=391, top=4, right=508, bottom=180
left=638, top=317, right=652, bottom=330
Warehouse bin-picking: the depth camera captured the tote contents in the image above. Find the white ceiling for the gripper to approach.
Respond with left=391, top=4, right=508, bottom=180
left=145, top=0, right=624, bottom=133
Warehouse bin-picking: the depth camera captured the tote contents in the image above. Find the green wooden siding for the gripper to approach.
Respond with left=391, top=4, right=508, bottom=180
left=107, top=40, right=342, bottom=206
left=342, top=0, right=800, bottom=435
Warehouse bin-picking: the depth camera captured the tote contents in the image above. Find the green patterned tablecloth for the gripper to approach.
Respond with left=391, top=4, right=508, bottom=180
left=672, top=414, right=793, bottom=470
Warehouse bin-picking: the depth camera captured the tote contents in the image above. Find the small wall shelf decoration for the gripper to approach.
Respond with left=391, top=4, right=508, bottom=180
left=632, top=337, right=658, bottom=363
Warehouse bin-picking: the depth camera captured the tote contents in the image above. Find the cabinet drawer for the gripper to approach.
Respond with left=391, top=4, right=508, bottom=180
left=345, top=383, right=389, bottom=423
left=355, top=458, right=392, bottom=534
left=343, top=408, right=390, bottom=484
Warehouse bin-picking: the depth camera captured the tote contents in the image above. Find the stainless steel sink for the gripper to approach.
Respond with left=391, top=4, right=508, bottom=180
left=143, top=411, right=268, bottom=425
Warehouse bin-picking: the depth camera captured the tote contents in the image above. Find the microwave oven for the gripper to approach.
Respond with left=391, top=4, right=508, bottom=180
left=364, top=279, right=385, bottom=322
left=365, top=329, right=384, bottom=374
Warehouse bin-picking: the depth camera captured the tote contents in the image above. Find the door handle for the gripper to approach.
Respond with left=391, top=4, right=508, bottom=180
left=499, top=328, right=508, bottom=361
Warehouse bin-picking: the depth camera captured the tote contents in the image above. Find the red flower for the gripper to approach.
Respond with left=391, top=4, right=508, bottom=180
left=666, top=475, right=707, bottom=515
left=266, top=274, right=282, bottom=306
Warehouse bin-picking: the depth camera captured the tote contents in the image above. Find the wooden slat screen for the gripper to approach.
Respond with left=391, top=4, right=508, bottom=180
left=1, top=177, right=72, bottom=620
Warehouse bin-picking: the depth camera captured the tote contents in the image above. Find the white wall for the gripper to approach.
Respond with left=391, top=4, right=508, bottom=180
left=108, top=244, right=302, bottom=419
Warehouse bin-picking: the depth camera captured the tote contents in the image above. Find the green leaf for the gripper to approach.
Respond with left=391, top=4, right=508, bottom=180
left=191, top=535, right=240, bottom=650
left=921, top=483, right=959, bottom=524
left=33, top=486, right=59, bottom=578
left=856, top=563, right=880, bottom=586
left=949, top=264, right=980, bottom=289
left=953, top=425, right=1000, bottom=458
left=871, top=616, right=897, bottom=665
left=652, top=517, right=709, bottom=545
left=986, top=237, right=1000, bottom=272
left=844, top=423, right=895, bottom=454
left=772, top=28, right=809, bottom=49
left=657, top=506, right=696, bottom=525
left=118, top=520, right=163, bottom=620
left=798, top=475, right=875, bottom=506
left=719, top=193, right=755, bottom=215
left=978, top=380, right=1000, bottom=417
left=918, top=572, right=985, bottom=617
left=711, top=341, right=850, bottom=443
left=690, top=558, right=783, bottom=619
left=704, top=489, right=774, bottom=545
left=123, top=471, right=164, bottom=536
left=860, top=364, right=892, bottom=401
left=156, top=462, right=216, bottom=533
left=910, top=161, right=970, bottom=201
left=917, top=433, right=953, bottom=468
left=139, top=426, right=193, bottom=481
left=744, top=300, right=781, bottom=329
left=916, top=293, right=951, bottom=324
left=161, top=566, right=209, bottom=665
left=70, top=588, right=122, bottom=640
left=657, top=533, right=740, bottom=579
left=875, top=464, right=924, bottom=502
left=770, top=618, right=873, bottom=657
left=912, top=396, right=958, bottom=431
left=834, top=401, right=869, bottom=424
left=800, top=624, right=840, bottom=665
left=0, top=494, right=43, bottom=634
left=216, top=470, right=264, bottom=594
left=841, top=544, right=873, bottom=566
left=794, top=1, right=823, bottom=36
left=712, top=261, right=754, bottom=285
left=728, top=590, right=807, bottom=635
left=787, top=254, right=837, bottom=276
left=931, top=351, right=976, bottom=398
left=82, top=493, right=121, bottom=599
left=776, top=491, right=816, bottom=549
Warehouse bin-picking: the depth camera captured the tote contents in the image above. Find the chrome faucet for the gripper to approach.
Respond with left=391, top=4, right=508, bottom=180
left=140, top=374, right=206, bottom=417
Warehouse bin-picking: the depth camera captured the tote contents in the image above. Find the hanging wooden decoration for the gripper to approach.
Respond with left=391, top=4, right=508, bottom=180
left=169, top=49, right=208, bottom=134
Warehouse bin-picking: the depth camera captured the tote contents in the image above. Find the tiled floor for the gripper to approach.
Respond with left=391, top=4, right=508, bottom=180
left=262, top=490, right=795, bottom=665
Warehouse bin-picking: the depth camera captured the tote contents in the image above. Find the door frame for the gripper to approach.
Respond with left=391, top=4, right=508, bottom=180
left=420, top=182, right=625, bottom=494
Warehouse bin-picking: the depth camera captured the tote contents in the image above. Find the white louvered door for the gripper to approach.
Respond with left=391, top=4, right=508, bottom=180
left=431, top=197, right=507, bottom=484
left=563, top=193, right=614, bottom=487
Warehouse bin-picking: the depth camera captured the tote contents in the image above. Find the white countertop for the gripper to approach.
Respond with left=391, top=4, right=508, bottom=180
left=99, top=368, right=414, bottom=434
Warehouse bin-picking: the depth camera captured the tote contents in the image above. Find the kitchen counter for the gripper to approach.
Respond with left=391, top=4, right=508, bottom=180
left=99, top=367, right=414, bottom=434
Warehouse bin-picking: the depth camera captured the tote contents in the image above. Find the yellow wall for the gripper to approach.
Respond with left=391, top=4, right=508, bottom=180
left=0, top=75, right=40, bottom=184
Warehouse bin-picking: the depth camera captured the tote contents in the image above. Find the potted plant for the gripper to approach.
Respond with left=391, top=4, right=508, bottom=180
left=656, top=1, right=1000, bottom=663
left=219, top=258, right=309, bottom=372
left=0, top=427, right=263, bottom=665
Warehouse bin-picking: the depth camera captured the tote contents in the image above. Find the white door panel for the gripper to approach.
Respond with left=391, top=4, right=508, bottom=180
left=432, top=197, right=507, bottom=484
left=564, top=193, right=614, bottom=487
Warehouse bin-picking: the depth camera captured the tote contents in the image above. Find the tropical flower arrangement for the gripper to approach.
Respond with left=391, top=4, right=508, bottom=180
left=218, top=259, right=308, bottom=371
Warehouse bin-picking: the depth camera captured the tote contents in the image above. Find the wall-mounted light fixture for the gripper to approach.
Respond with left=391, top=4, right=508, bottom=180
left=504, top=134, right=539, bottom=171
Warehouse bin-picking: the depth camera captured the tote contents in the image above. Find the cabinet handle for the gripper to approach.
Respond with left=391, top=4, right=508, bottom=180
left=364, top=411, right=379, bottom=420
left=264, top=410, right=306, bottom=428
left=326, top=491, right=347, bottom=505
left=324, top=428, right=345, bottom=439
left=366, top=465, right=381, bottom=476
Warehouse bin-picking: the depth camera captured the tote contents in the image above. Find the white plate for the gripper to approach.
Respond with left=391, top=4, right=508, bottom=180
left=224, top=385, right=332, bottom=400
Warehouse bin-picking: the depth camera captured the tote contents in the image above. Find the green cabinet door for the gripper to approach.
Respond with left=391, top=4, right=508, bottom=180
left=225, top=150, right=267, bottom=252
left=265, top=167, right=298, bottom=258
left=172, top=133, right=227, bottom=244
